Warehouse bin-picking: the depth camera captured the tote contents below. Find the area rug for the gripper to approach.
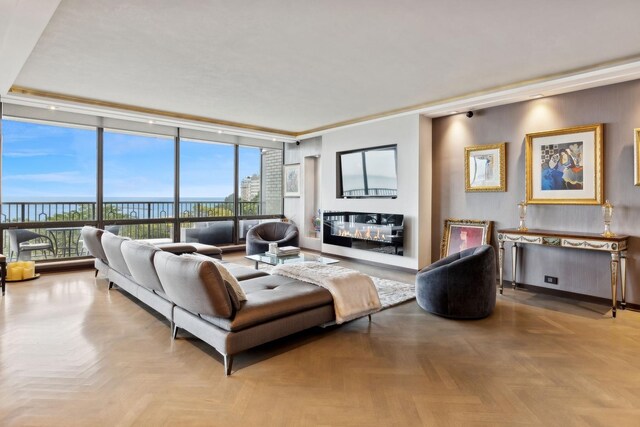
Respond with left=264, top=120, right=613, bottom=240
left=258, top=265, right=415, bottom=310
left=371, top=276, right=416, bottom=309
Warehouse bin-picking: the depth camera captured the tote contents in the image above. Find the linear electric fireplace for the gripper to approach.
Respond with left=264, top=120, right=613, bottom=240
left=323, top=211, right=404, bottom=256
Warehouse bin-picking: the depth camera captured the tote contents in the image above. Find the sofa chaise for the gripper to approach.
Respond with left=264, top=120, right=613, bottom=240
left=83, top=226, right=336, bottom=375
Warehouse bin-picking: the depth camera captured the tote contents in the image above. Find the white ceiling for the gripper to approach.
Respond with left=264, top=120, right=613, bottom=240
left=6, top=0, right=640, bottom=133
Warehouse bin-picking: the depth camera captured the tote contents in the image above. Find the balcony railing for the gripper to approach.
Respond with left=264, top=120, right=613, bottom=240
left=1, top=200, right=262, bottom=223
left=342, top=188, right=397, bottom=197
left=0, top=199, right=269, bottom=261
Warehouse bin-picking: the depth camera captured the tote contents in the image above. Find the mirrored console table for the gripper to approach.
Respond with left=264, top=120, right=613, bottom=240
left=497, top=228, right=629, bottom=318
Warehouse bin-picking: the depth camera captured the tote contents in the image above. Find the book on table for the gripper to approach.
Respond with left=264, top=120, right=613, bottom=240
left=267, top=246, right=300, bottom=256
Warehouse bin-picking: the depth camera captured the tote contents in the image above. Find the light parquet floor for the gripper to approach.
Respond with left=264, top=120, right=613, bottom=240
left=1, top=254, right=640, bottom=426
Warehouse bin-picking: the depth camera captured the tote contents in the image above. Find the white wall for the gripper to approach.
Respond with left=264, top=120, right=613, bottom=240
left=320, top=114, right=432, bottom=270
left=284, top=136, right=322, bottom=251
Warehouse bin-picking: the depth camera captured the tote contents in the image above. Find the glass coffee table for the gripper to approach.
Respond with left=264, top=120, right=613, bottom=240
left=245, top=252, right=339, bottom=269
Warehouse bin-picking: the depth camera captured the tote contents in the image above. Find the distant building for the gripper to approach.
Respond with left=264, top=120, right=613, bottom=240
left=240, top=174, right=260, bottom=200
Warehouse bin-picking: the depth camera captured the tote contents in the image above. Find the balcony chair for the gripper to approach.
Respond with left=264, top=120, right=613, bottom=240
left=7, top=229, right=56, bottom=261
left=245, top=222, right=299, bottom=255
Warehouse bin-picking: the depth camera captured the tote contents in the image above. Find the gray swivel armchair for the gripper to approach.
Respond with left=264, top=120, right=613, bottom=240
left=7, top=229, right=56, bottom=261
left=416, top=245, right=496, bottom=319
left=245, top=222, right=299, bottom=255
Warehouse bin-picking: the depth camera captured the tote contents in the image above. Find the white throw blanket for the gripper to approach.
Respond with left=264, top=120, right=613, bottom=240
left=271, top=262, right=382, bottom=324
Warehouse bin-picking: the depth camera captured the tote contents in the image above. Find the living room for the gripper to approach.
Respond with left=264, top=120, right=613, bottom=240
left=2, top=1, right=640, bottom=425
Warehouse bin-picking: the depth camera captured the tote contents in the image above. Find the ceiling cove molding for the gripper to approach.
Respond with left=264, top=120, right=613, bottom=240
left=296, top=57, right=640, bottom=139
left=5, top=86, right=298, bottom=141
left=7, top=57, right=640, bottom=141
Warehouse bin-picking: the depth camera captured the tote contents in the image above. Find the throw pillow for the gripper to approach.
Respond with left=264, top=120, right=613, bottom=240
left=211, top=259, right=247, bottom=303
left=180, top=254, right=247, bottom=303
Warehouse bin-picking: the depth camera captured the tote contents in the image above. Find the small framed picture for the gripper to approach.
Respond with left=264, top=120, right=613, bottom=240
left=440, top=219, right=492, bottom=258
left=464, top=142, right=506, bottom=192
left=525, top=124, right=603, bottom=205
left=634, top=128, right=640, bottom=186
left=284, top=163, right=301, bottom=197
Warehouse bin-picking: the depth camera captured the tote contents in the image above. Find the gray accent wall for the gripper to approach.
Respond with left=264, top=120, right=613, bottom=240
left=432, top=79, right=640, bottom=304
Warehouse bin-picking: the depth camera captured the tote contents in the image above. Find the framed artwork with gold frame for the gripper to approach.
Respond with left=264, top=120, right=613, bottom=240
left=440, top=218, right=492, bottom=259
left=635, top=128, right=640, bottom=186
left=464, top=142, right=506, bottom=192
left=525, top=123, right=603, bottom=205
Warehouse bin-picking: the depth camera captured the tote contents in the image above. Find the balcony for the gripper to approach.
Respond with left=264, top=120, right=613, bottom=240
left=1, top=200, right=263, bottom=261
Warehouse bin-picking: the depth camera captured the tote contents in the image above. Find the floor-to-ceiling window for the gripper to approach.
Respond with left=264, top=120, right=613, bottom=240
left=237, top=146, right=283, bottom=240
left=1, top=118, right=97, bottom=260
left=0, top=106, right=284, bottom=263
left=103, top=130, right=174, bottom=240
left=179, top=138, right=235, bottom=245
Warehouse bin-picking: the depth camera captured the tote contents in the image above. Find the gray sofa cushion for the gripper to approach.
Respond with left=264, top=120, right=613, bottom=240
left=416, top=245, right=496, bottom=319
left=81, top=226, right=108, bottom=263
left=201, top=274, right=333, bottom=332
left=121, top=239, right=165, bottom=293
left=154, top=251, right=234, bottom=319
left=155, top=242, right=223, bottom=259
left=220, top=262, right=268, bottom=281
left=102, top=232, right=132, bottom=277
left=155, top=242, right=198, bottom=254
left=189, top=243, right=223, bottom=258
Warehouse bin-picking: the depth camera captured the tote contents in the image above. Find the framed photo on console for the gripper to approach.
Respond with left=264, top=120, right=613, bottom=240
left=464, top=142, right=506, bottom=192
left=440, top=219, right=492, bottom=258
left=525, top=123, right=603, bottom=205
left=635, top=128, right=640, bottom=186
left=284, top=163, right=301, bottom=197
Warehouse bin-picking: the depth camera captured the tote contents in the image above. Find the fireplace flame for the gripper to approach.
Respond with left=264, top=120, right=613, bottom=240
left=335, top=225, right=391, bottom=243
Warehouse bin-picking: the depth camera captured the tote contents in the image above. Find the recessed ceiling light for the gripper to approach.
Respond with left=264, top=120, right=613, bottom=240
left=48, top=106, right=56, bottom=110
left=272, top=138, right=276, bottom=142
left=530, top=94, right=544, bottom=99
left=148, top=120, right=154, bottom=124
left=218, top=130, right=223, bottom=134
left=449, top=111, right=458, bottom=115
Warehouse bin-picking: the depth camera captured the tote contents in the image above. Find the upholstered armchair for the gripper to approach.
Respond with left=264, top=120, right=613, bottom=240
left=245, top=222, right=299, bottom=255
left=416, top=245, right=496, bottom=319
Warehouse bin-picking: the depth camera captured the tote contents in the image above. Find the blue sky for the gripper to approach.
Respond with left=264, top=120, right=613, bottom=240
left=2, top=120, right=261, bottom=201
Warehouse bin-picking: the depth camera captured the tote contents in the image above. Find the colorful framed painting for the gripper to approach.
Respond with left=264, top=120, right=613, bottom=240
left=440, top=219, right=492, bottom=258
left=525, top=123, right=603, bottom=205
left=464, top=142, right=506, bottom=192
left=284, top=163, right=301, bottom=197
left=635, top=128, right=640, bottom=186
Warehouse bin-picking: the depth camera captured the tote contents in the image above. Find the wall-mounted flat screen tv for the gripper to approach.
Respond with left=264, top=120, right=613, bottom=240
left=337, top=144, right=398, bottom=198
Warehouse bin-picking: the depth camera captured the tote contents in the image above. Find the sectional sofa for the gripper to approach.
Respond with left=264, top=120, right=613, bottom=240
left=81, top=227, right=335, bottom=375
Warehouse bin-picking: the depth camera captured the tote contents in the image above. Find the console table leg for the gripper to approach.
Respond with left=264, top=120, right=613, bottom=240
left=511, top=243, right=518, bottom=290
left=610, top=252, right=619, bottom=318
left=620, top=251, right=627, bottom=309
left=498, top=241, right=504, bottom=295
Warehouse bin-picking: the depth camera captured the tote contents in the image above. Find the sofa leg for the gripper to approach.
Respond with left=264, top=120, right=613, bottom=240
left=108, top=282, right=113, bottom=290
left=368, top=314, right=372, bottom=322
left=224, top=355, right=233, bottom=376
left=172, top=325, right=179, bottom=340
left=94, top=269, right=99, bottom=278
